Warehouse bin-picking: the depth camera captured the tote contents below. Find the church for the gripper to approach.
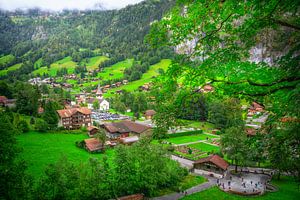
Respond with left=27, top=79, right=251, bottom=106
left=87, top=84, right=110, bottom=111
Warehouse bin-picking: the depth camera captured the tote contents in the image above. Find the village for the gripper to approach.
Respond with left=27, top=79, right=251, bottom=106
left=17, top=79, right=274, bottom=199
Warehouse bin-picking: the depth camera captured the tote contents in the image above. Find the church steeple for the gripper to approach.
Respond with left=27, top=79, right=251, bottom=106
left=96, top=84, right=103, bottom=99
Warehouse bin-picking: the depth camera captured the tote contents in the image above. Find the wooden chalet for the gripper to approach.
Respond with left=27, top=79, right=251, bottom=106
left=101, top=120, right=152, bottom=139
left=248, top=102, right=264, bottom=114
left=0, top=96, right=16, bottom=107
left=57, top=107, right=91, bottom=129
left=87, top=126, right=99, bottom=137
left=194, top=154, right=229, bottom=175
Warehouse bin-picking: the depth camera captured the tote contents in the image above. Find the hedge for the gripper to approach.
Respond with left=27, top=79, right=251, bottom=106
left=167, top=130, right=203, bottom=138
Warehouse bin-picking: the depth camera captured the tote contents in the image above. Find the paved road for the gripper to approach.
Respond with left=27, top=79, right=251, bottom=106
left=152, top=175, right=217, bottom=200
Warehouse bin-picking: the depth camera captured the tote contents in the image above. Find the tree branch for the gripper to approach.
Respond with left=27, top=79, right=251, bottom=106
left=273, top=19, right=300, bottom=31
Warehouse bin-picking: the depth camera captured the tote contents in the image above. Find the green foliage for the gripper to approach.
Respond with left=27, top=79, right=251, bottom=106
left=17, top=119, right=30, bottom=133
left=35, top=118, right=48, bottom=132
left=33, top=138, right=186, bottom=199
left=0, top=112, right=32, bottom=199
left=42, top=101, right=59, bottom=130
left=221, top=126, right=248, bottom=172
left=208, top=98, right=244, bottom=131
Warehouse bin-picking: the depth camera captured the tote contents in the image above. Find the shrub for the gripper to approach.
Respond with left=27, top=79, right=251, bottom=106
left=18, top=120, right=30, bottom=133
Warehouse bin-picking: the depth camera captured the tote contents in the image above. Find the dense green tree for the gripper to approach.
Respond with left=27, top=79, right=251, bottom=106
left=14, top=83, right=40, bottom=116
left=93, top=100, right=100, bottom=110
left=42, top=101, right=59, bottom=129
left=221, top=126, right=248, bottom=172
left=0, top=112, right=32, bottom=199
left=35, top=118, right=48, bottom=132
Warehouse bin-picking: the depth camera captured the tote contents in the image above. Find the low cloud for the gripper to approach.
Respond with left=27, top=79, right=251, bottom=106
left=0, top=0, right=144, bottom=11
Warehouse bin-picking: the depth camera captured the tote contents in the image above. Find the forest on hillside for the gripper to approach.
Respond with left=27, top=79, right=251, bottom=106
left=0, top=0, right=175, bottom=80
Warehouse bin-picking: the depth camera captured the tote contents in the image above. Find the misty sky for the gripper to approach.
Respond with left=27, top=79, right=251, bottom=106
left=0, top=0, right=144, bottom=11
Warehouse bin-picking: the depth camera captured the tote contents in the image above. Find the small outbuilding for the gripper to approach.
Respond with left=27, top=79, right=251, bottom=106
left=144, top=110, right=156, bottom=120
left=84, top=138, right=104, bottom=153
left=87, top=126, right=99, bottom=137
left=194, top=154, right=229, bottom=176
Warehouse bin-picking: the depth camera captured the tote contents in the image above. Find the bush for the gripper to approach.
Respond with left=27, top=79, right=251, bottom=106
left=167, top=130, right=203, bottom=138
left=35, top=119, right=48, bottom=132
left=75, top=140, right=85, bottom=149
left=18, top=120, right=30, bottom=133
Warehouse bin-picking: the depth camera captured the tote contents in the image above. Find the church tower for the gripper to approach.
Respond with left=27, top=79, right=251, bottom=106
left=96, top=84, right=103, bottom=100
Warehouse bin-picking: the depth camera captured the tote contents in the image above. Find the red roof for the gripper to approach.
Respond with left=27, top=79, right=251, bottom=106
left=144, top=110, right=156, bottom=117
left=252, top=102, right=264, bottom=109
left=194, top=154, right=229, bottom=170
left=0, top=96, right=8, bottom=103
left=87, top=126, right=99, bottom=132
left=84, top=138, right=103, bottom=152
left=57, top=107, right=91, bottom=118
left=246, top=128, right=257, bottom=136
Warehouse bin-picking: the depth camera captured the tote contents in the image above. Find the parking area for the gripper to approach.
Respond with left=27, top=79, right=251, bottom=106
left=91, top=111, right=130, bottom=121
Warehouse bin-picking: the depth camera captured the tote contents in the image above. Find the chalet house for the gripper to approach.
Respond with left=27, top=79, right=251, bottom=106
left=248, top=102, right=264, bottom=115
left=144, top=110, right=156, bottom=120
left=84, top=138, right=104, bottom=153
left=57, top=107, right=91, bottom=129
left=87, top=126, right=99, bottom=137
left=122, top=80, right=128, bottom=85
left=193, top=154, right=229, bottom=176
left=101, top=120, right=152, bottom=139
left=0, top=96, right=16, bottom=108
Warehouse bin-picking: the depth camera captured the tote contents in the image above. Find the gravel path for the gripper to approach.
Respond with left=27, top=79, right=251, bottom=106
left=151, top=175, right=217, bottom=200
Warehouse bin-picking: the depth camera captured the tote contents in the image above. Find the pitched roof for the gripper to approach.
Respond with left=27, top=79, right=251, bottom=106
left=57, top=107, right=91, bottom=118
left=87, top=126, right=99, bottom=132
left=103, top=120, right=151, bottom=134
left=194, top=154, right=229, bottom=170
left=144, top=110, right=156, bottom=116
left=84, top=138, right=103, bottom=152
left=246, top=128, right=257, bottom=136
left=0, top=96, right=8, bottom=103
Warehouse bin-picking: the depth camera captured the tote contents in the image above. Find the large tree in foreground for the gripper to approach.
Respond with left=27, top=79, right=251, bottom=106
left=0, top=112, right=32, bottom=199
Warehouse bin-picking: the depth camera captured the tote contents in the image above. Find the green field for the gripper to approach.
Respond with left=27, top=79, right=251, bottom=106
left=32, top=56, right=77, bottom=76
left=0, top=54, right=15, bottom=65
left=181, top=176, right=299, bottom=200
left=166, top=133, right=219, bottom=144
left=17, top=131, right=114, bottom=178
left=104, top=59, right=171, bottom=96
left=34, top=58, right=43, bottom=69
left=98, top=58, right=134, bottom=80
left=81, top=59, right=134, bottom=88
left=80, top=55, right=109, bottom=71
left=188, top=142, right=220, bottom=152
left=0, top=63, right=22, bottom=76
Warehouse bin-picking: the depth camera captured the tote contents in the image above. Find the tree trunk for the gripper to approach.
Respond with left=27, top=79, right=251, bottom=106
left=235, top=160, right=238, bottom=173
